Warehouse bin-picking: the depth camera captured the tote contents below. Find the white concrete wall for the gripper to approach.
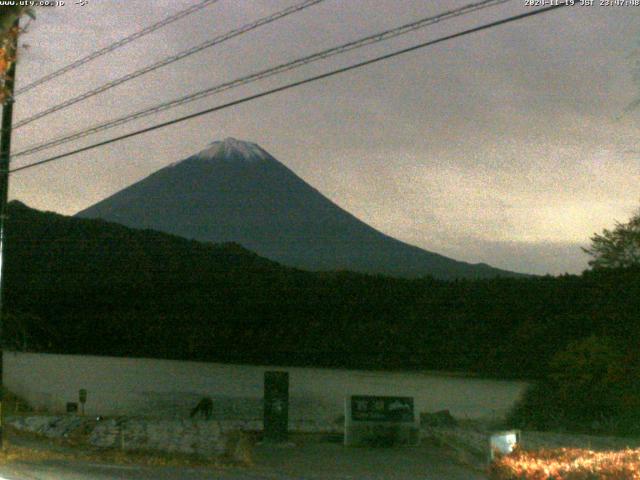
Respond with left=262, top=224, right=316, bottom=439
left=2, top=351, right=528, bottom=422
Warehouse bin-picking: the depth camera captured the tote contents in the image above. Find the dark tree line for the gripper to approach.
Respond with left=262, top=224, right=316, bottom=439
left=3, top=201, right=639, bottom=385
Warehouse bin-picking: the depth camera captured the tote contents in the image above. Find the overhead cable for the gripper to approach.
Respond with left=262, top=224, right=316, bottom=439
left=10, top=3, right=570, bottom=174
left=12, top=0, right=326, bottom=129
left=13, top=0, right=510, bottom=159
left=15, top=0, right=220, bottom=96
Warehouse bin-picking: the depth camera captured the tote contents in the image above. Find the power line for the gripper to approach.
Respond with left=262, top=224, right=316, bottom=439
left=14, top=0, right=220, bottom=96
left=10, top=3, right=569, bottom=175
left=12, top=0, right=326, bottom=130
left=12, top=0, right=510, bottom=160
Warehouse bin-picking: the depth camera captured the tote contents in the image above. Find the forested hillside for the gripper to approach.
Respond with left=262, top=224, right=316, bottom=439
left=4, top=201, right=639, bottom=380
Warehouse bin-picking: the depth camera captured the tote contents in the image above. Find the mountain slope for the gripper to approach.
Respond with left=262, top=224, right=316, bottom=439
left=77, top=137, right=522, bottom=279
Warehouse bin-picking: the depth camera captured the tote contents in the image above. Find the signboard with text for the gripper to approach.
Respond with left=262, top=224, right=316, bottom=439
left=350, top=395, right=414, bottom=423
left=344, top=395, right=419, bottom=446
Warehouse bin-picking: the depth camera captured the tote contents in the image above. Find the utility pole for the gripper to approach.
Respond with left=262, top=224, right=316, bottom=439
left=0, top=18, right=20, bottom=450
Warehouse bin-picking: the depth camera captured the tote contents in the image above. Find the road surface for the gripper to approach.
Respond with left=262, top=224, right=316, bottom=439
left=0, top=436, right=487, bottom=479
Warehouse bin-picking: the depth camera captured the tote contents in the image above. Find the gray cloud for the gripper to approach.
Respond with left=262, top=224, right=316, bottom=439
left=9, top=0, right=640, bottom=275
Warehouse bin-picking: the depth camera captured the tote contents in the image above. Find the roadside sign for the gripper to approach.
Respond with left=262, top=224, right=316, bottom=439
left=264, top=371, right=289, bottom=442
left=490, top=430, right=521, bottom=461
left=350, top=395, right=414, bottom=423
left=345, top=395, right=419, bottom=447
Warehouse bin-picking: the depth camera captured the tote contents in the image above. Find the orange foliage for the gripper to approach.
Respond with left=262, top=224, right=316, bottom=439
left=0, top=25, right=19, bottom=103
left=489, top=446, right=640, bottom=480
left=0, top=47, right=6, bottom=73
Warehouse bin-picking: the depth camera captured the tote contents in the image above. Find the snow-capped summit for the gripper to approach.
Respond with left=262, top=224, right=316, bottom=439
left=196, top=137, right=271, bottom=162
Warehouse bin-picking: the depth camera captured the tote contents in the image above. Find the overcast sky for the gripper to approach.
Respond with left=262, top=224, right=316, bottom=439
left=8, top=0, right=640, bottom=275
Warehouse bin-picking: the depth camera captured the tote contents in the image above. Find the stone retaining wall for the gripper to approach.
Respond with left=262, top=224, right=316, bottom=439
left=7, top=415, right=342, bottom=457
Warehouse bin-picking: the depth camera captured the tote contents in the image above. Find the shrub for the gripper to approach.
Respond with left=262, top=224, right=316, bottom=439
left=507, top=335, right=640, bottom=434
left=489, top=447, right=640, bottom=480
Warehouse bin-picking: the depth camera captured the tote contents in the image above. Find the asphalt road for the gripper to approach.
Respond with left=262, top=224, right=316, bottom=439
left=0, top=462, right=273, bottom=480
left=0, top=434, right=487, bottom=479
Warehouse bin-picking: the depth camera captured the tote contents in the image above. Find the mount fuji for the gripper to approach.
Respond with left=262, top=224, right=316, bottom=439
left=76, top=138, right=521, bottom=279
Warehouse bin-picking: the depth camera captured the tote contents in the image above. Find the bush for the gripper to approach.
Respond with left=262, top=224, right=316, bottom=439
left=489, top=447, right=640, bottom=480
left=507, top=335, right=640, bottom=435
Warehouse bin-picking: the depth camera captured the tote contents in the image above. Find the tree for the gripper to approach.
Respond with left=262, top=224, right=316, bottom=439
left=0, top=6, right=33, bottom=102
left=507, top=336, right=629, bottom=433
left=582, top=208, right=640, bottom=269
left=548, top=336, right=623, bottom=423
left=1, top=311, right=49, bottom=351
